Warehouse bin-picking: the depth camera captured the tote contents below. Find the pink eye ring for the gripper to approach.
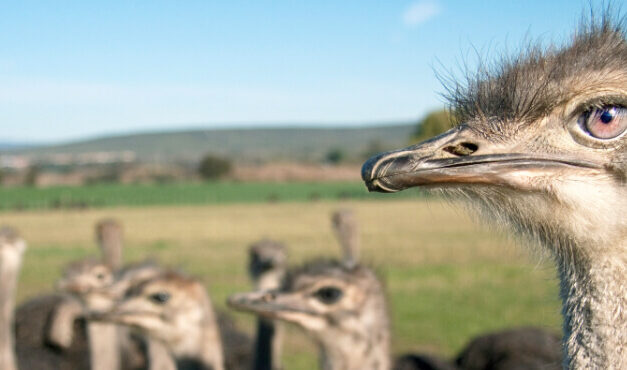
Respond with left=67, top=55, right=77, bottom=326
left=581, top=107, right=627, bottom=140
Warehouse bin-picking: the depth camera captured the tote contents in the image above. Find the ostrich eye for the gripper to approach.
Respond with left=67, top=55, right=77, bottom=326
left=149, top=292, right=170, bottom=304
left=96, top=273, right=106, bottom=280
left=581, top=106, right=626, bottom=139
left=313, top=287, right=343, bottom=304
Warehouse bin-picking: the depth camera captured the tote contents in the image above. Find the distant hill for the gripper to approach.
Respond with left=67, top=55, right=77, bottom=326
left=0, top=142, right=34, bottom=150
left=4, top=124, right=415, bottom=163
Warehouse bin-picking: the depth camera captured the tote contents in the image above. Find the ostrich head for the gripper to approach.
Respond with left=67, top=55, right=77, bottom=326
left=57, top=259, right=115, bottom=311
left=362, top=14, right=626, bottom=369
left=96, top=271, right=214, bottom=353
left=248, top=239, right=288, bottom=288
left=228, top=259, right=390, bottom=368
left=106, top=260, right=164, bottom=298
left=57, top=259, right=114, bottom=295
left=362, top=18, right=626, bottom=261
left=0, top=226, right=26, bottom=269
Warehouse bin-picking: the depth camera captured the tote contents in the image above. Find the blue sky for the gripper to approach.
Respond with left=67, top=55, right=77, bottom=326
left=0, top=0, right=597, bottom=142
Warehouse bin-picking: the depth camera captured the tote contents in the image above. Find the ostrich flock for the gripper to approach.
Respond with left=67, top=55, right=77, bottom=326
left=1, top=11, right=625, bottom=370
left=0, top=214, right=562, bottom=370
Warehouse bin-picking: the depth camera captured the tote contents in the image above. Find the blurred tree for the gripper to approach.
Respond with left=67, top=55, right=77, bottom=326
left=24, top=165, right=40, bottom=186
left=198, top=154, right=232, bottom=180
left=411, top=109, right=457, bottom=143
left=325, top=148, right=345, bottom=164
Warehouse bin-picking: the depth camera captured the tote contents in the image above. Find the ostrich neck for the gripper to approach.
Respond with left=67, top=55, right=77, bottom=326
left=46, top=296, right=84, bottom=349
left=147, top=339, right=176, bottom=370
left=317, top=325, right=390, bottom=370
left=88, top=322, right=121, bottom=370
left=99, top=239, right=122, bottom=270
left=253, top=271, right=284, bottom=370
left=253, top=318, right=284, bottom=370
left=0, top=251, right=21, bottom=370
left=173, top=307, right=225, bottom=370
left=557, top=247, right=626, bottom=370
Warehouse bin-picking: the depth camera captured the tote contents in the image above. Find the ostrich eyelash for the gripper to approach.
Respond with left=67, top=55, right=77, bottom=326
left=574, top=97, right=627, bottom=117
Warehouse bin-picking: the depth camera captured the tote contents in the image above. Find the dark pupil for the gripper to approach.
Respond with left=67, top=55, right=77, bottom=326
left=96, top=274, right=104, bottom=280
left=600, top=109, right=614, bottom=124
left=150, top=292, right=170, bottom=304
left=315, top=287, right=342, bottom=303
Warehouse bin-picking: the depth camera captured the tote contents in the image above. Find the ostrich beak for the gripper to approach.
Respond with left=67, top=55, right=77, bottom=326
left=227, top=291, right=284, bottom=318
left=362, top=126, right=602, bottom=193
left=227, top=291, right=316, bottom=321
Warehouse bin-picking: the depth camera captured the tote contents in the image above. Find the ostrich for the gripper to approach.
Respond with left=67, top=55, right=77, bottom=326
left=94, top=270, right=226, bottom=370
left=2, top=227, right=91, bottom=370
left=248, top=239, right=288, bottom=370
left=361, top=14, right=626, bottom=369
left=54, top=218, right=138, bottom=370
left=0, top=226, right=26, bottom=370
left=47, top=218, right=124, bottom=352
left=229, top=258, right=458, bottom=370
left=455, top=327, right=562, bottom=370
left=230, top=212, right=456, bottom=370
left=110, top=261, right=177, bottom=370
left=57, top=259, right=141, bottom=370
left=59, top=258, right=184, bottom=370
left=229, top=259, right=392, bottom=370
left=105, top=261, right=253, bottom=370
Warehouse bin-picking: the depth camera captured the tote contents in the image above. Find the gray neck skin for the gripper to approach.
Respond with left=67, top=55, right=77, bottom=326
left=558, top=247, right=626, bottom=370
left=317, top=326, right=390, bottom=370
left=0, top=251, right=21, bottom=370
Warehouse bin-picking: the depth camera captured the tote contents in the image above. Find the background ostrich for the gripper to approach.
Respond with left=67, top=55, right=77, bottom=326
left=230, top=258, right=462, bottom=370
left=57, top=259, right=157, bottom=370
left=362, top=14, right=626, bottom=369
left=331, top=209, right=360, bottom=267
left=248, top=239, right=288, bottom=370
left=106, top=260, right=176, bottom=370
left=55, top=219, right=149, bottom=370
left=229, top=210, right=459, bottom=370
left=57, top=259, right=123, bottom=370
left=3, top=226, right=92, bottom=370
left=455, top=327, right=561, bottom=370
left=229, top=259, right=393, bottom=370
left=0, top=226, right=26, bottom=370
left=46, top=218, right=125, bottom=353
left=95, top=270, right=256, bottom=370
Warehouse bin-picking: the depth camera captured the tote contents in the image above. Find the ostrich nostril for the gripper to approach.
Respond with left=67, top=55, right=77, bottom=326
left=443, top=142, right=478, bottom=157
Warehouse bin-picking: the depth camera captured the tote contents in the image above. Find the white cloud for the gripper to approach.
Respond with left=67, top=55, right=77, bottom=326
left=402, top=1, right=441, bottom=28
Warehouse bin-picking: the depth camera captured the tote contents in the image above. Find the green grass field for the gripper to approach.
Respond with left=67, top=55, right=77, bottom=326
left=1, top=199, right=562, bottom=368
left=0, top=181, right=424, bottom=210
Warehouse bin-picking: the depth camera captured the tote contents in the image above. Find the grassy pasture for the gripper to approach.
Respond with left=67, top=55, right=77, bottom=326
left=0, top=181, right=423, bottom=210
left=0, top=199, right=562, bottom=368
